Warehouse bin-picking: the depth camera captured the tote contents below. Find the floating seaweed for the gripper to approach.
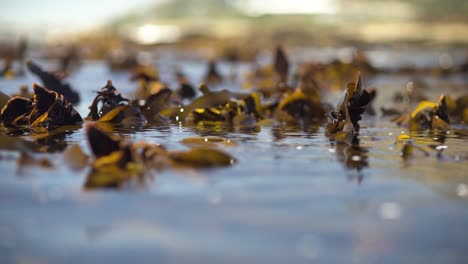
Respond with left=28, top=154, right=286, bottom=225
left=130, top=65, right=166, bottom=99
left=84, top=123, right=236, bottom=189
left=87, top=80, right=146, bottom=127
left=394, top=95, right=450, bottom=131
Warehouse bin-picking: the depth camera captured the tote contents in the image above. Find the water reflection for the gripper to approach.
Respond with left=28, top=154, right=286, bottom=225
left=332, top=136, right=369, bottom=183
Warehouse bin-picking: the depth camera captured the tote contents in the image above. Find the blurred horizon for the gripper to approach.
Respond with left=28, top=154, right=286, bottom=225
left=1, top=0, right=468, bottom=46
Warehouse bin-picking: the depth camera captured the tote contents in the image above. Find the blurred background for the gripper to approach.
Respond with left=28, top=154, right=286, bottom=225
left=1, top=0, right=467, bottom=59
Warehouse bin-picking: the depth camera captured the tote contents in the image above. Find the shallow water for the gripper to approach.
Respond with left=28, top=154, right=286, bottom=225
left=1, top=53, right=468, bottom=264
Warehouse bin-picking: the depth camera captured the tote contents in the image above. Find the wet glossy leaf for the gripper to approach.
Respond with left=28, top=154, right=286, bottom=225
left=86, top=123, right=121, bottom=158
left=169, top=148, right=235, bottom=168
left=29, top=83, right=82, bottom=128
left=0, top=96, right=33, bottom=127
left=275, top=88, right=324, bottom=122
left=180, top=137, right=238, bottom=148
left=87, top=80, right=130, bottom=121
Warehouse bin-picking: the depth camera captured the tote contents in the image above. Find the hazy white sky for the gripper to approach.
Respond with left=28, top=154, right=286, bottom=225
left=0, top=0, right=336, bottom=30
left=0, top=0, right=158, bottom=29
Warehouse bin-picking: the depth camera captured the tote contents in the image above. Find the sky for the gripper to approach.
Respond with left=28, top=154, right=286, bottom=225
left=0, top=0, right=158, bottom=30
left=0, top=0, right=336, bottom=32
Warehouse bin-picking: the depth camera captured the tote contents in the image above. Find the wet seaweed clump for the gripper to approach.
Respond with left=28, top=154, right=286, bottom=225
left=1, top=83, right=82, bottom=130
left=87, top=80, right=146, bottom=126
left=325, top=72, right=372, bottom=143
left=130, top=64, right=167, bottom=99
left=84, top=123, right=236, bottom=189
left=394, top=95, right=450, bottom=131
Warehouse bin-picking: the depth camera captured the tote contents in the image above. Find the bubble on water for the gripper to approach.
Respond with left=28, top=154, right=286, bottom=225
left=296, top=146, right=303, bottom=150
left=456, top=184, right=468, bottom=197
left=297, top=234, right=321, bottom=259
left=351, top=155, right=361, bottom=161
left=388, top=132, right=393, bottom=136
left=435, top=145, right=448, bottom=151
left=379, top=202, right=401, bottom=220
left=329, top=148, right=336, bottom=153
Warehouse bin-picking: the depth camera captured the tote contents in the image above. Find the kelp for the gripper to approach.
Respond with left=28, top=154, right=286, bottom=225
left=243, top=46, right=292, bottom=97
left=274, top=88, right=324, bottom=124
left=325, top=72, right=371, bottom=139
left=130, top=65, right=166, bottom=99
left=274, top=46, right=289, bottom=83
left=451, top=94, right=468, bottom=124
left=87, top=80, right=146, bottom=126
left=161, top=83, right=256, bottom=124
left=180, top=137, right=238, bottom=148
left=84, top=123, right=236, bottom=189
left=203, top=60, right=223, bottom=84
left=394, top=95, right=450, bottom=131
left=26, top=60, right=80, bottom=104
left=187, top=88, right=263, bottom=126
left=136, top=88, right=172, bottom=124
left=0, top=83, right=82, bottom=129
left=169, top=148, right=235, bottom=168
left=175, top=71, right=196, bottom=100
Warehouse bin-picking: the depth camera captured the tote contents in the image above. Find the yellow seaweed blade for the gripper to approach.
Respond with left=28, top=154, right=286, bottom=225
left=329, top=131, right=353, bottom=145
left=249, top=92, right=262, bottom=114
left=169, top=148, right=235, bottom=168
left=432, top=115, right=449, bottom=131
left=180, top=137, right=238, bottom=148
left=85, top=163, right=143, bottom=189
left=396, top=134, right=412, bottom=142
left=410, top=101, right=437, bottom=119
left=98, top=106, right=126, bottom=122
left=30, top=112, right=49, bottom=127
left=277, top=89, right=307, bottom=111
left=93, top=151, right=124, bottom=168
